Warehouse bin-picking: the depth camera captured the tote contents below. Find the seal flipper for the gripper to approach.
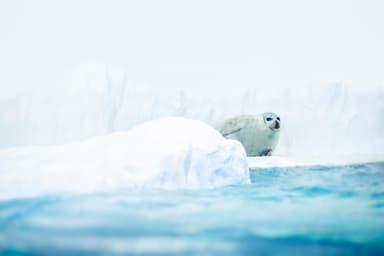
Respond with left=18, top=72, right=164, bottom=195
left=260, top=149, right=272, bottom=156
left=222, top=128, right=242, bottom=137
left=219, top=118, right=246, bottom=138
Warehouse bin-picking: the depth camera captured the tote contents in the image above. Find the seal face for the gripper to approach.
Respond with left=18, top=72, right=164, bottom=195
left=263, top=112, right=281, bottom=131
left=217, top=112, right=281, bottom=156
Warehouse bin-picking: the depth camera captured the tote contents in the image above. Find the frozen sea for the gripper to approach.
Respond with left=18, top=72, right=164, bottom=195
left=1, top=161, right=383, bottom=255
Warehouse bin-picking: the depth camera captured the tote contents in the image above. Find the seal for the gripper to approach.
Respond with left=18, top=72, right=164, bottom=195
left=217, top=112, right=281, bottom=156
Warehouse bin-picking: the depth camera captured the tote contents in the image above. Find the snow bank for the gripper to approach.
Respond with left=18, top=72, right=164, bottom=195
left=0, top=117, right=249, bottom=200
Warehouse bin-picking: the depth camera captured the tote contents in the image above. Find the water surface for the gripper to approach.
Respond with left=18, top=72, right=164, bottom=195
left=1, top=162, right=383, bottom=255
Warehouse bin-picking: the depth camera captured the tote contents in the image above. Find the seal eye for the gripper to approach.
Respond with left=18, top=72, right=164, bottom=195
left=277, top=117, right=280, bottom=121
left=266, top=117, right=273, bottom=122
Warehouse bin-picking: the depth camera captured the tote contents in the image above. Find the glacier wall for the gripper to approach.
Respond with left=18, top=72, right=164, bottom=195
left=0, top=65, right=383, bottom=160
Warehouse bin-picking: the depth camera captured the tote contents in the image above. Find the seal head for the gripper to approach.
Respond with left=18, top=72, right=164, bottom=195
left=263, top=112, right=281, bottom=131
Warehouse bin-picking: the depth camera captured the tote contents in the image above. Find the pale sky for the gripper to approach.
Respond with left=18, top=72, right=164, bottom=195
left=0, top=0, right=383, bottom=94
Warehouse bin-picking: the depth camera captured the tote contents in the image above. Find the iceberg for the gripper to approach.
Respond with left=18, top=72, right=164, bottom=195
left=0, top=117, right=249, bottom=200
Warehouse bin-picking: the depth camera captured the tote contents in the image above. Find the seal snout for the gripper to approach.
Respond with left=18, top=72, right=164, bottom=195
left=274, top=116, right=281, bottom=129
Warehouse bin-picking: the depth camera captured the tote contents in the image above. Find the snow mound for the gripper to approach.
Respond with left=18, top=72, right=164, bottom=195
left=0, top=117, right=249, bottom=200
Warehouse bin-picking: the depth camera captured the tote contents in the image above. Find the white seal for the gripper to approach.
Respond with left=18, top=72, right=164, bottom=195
left=217, top=112, right=281, bottom=156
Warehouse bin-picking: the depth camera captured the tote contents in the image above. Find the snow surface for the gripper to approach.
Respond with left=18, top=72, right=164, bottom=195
left=0, top=117, right=249, bottom=200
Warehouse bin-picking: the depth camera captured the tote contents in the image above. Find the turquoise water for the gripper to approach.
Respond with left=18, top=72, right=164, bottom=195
left=1, top=162, right=383, bottom=255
